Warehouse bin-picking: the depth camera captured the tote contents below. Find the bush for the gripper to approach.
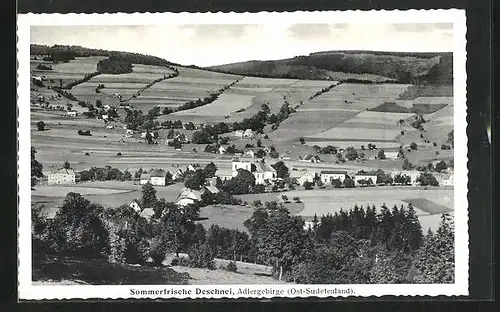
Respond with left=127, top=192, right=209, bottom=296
left=410, top=142, right=418, bottom=150
left=117, top=152, right=122, bottom=157
left=36, top=121, right=46, bottom=131
left=226, top=261, right=237, bottom=272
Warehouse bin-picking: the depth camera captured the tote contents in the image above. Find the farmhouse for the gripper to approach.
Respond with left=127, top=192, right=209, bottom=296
left=39, top=207, right=59, bottom=220
left=437, top=173, right=454, bottom=186
left=320, top=170, right=347, bottom=184
left=66, top=111, right=77, bottom=117
left=245, top=149, right=255, bottom=158
left=354, top=174, right=378, bottom=186
left=384, top=151, right=400, bottom=160
left=48, top=168, right=80, bottom=185
left=176, top=188, right=204, bottom=206
left=101, top=114, right=109, bottom=121
left=216, top=168, right=233, bottom=181
left=126, top=129, right=134, bottom=135
left=290, top=170, right=316, bottom=186
left=243, top=129, right=254, bottom=138
left=140, top=208, right=155, bottom=220
left=172, top=169, right=184, bottom=181
left=106, top=125, right=114, bottom=129
left=218, top=146, right=227, bottom=155
left=150, top=169, right=169, bottom=186
left=253, top=160, right=277, bottom=185
left=231, top=158, right=277, bottom=185
left=204, top=185, right=220, bottom=195
left=234, top=130, right=244, bottom=138
left=391, top=170, right=420, bottom=186
left=129, top=199, right=142, bottom=212
left=300, top=154, right=322, bottom=163
left=139, top=173, right=151, bottom=185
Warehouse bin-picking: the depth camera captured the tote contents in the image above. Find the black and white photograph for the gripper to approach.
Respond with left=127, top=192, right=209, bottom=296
left=18, top=11, right=468, bottom=299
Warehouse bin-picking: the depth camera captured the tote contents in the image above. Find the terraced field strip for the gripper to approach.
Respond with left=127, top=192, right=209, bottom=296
left=131, top=66, right=242, bottom=111
left=72, top=64, right=176, bottom=104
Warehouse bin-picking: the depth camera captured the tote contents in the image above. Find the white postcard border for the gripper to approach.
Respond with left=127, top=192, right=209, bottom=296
left=18, top=9, right=468, bottom=299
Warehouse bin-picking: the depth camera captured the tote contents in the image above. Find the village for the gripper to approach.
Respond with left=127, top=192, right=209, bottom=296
left=28, top=40, right=456, bottom=286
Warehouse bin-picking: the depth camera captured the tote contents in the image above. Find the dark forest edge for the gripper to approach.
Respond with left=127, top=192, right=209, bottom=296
left=205, top=50, right=453, bottom=85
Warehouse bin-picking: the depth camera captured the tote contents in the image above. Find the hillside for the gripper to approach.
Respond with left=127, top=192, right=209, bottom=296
left=30, top=44, right=180, bottom=67
left=206, top=50, right=453, bottom=84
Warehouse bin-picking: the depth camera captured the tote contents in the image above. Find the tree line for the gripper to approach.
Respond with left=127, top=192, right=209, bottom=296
left=32, top=186, right=454, bottom=284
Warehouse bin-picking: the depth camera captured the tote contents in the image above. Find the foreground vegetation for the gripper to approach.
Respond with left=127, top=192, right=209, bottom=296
left=32, top=186, right=454, bottom=284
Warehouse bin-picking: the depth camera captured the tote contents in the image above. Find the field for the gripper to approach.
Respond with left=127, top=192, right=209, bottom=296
left=269, top=83, right=410, bottom=142
left=31, top=56, right=107, bottom=85
left=72, top=64, right=177, bottom=106
left=129, top=66, right=242, bottom=112
left=167, top=76, right=336, bottom=124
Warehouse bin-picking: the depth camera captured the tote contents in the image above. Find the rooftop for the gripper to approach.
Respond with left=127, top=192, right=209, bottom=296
left=321, top=170, right=347, bottom=175
left=150, top=169, right=167, bottom=177
left=52, top=168, right=77, bottom=175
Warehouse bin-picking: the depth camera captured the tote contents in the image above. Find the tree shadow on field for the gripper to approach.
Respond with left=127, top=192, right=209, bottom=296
left=32, top=253, right=189, bottom=285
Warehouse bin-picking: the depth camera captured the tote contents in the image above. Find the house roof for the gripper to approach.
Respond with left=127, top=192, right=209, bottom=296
left=216, top=168, right=233, bottom=176
left=321, top=170, right=347, bottom=175
left=177, top=188, right=203, bottom=201
left=130, top=199, right=141, bottom=205
left=304, top=154, right=320, bottom=160
left=140, top=173, right=151, bottom=180
left=290, top=170, right=314, bottom=178
left=140, top=208, right=155, bottom=218
left=39, top=207, right=59, bottom=220
left=150, top=169, right=166, bottom=177
left=254, top=161, right=276, bottom=173
left=205, top=185, right=219, bottom=194
left=52, top=168, right=77, bottom=175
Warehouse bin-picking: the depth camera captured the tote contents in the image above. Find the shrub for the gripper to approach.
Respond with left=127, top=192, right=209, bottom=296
left=226, top=261, right=237, bottom=272
left=36, top=121, right=46, bottom=131
left=410, top=142, right=418, bottom=150
left=117, top=152, right=122, bottom=157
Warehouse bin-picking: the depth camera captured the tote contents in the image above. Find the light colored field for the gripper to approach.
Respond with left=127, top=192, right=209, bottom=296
left=32, top=186, right=132, bottom=197
left=305, top=140, right=401, bottom=149
left=174, top=93, right=255, bottom=117
left=307, top=127, right=401, bottom=141
left=284, top=188, right=453, bottom=231
left=269, top=110, right=360, bottom=142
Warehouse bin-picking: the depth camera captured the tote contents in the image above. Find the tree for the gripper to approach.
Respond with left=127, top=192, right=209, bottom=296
left=63, top=161, right=71, bottom=169
left=184, top=170, right=206, bottom=190
left=31, top=148, right=43, bottom=187
left=402, top=159, right=415, bottom=170
left=123, top=170, right=132, bottom=181
left=36, top=121, right=45, bottom=131
left=257, top=139, right=262, bottom=147
left=255, top=149, right=266, bottom=158
left=50, top=192, right=110, bottom=259
left=299, top=137, right=305, bottom=145
left=417, top=172, right=439, bottom=186
left=435, top=160, right=448, bottom=172
left=411, top=213, right=454, bottom=283
left=378, top=149, right=386, bottom=160
left=343, top=176, right=355, bottom=188
left=303, top=181, right=314, bottom=190
left=245, top=206, right=312, bottom=280
left=344, top=147, right=358, bottom=161
left=203, top=162, right=217, bottom=178
left=192, top=130, right=213, bottom=144
left=272, top=161, right=289, bottom=179
left=141, top=183, right=157, bottom=208
left=331, top=178, right=342, bottom=188
left=410, top=142, right=418, bottom=150
left=225, top=170, right=256, bottom=195
left=95, top=99, right=103, bottom=108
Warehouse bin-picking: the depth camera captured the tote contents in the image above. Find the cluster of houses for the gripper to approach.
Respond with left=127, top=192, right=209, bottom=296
left=233, top=129, right=255, bottom=139
left=215, top=157, right=278, bottom=185
left=289, top=168, right=455, bottom=187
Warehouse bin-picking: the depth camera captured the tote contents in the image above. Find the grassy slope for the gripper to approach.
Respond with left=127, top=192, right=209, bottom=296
left=206, top=51, right=452, bottom=84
